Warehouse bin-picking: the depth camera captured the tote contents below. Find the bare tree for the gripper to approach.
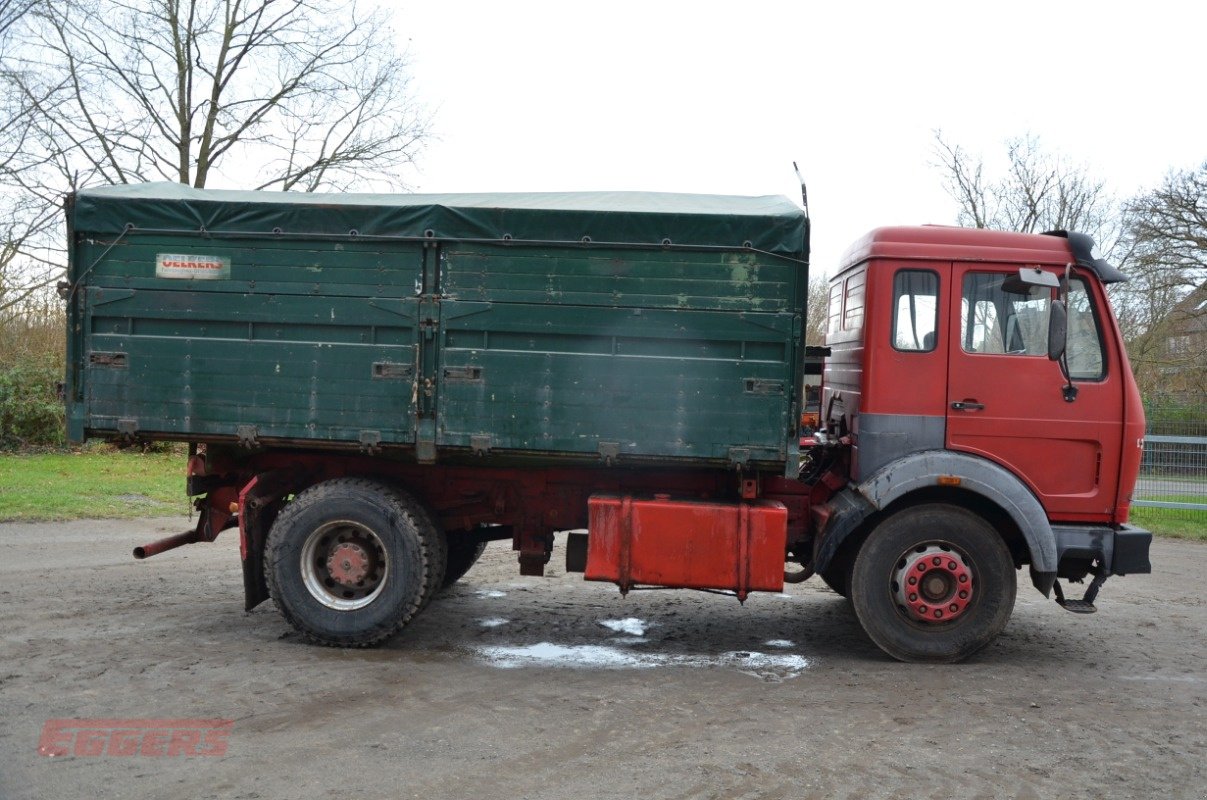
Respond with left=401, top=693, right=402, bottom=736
left=1115, top=163, right=1207, bottom=393
left=12, top=0, right=428, bottom=191
left=933, top=131, right=1120, bottom=252
left=0, top=0, right=430, bottom=311
left=933, top=133, right=1205, bottom=396
left=805, top=275, right=829, bottom=347
left=0, top=0, right=59, bottom=312
left=0, top=0, right=36, bottom=42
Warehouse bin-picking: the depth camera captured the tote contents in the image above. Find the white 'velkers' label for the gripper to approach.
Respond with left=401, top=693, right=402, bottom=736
left=156, top=253, right=231, bottom=280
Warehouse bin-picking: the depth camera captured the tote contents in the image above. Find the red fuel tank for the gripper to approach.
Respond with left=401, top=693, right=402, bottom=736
left=585, top=494, right=788, bottom=600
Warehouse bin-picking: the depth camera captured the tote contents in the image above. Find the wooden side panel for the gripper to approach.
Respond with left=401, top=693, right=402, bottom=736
left=75, top=235, right=424, bottom=445
left=441, top=244, right=803, bottom=313
left=436, top=302, right=796, bottom=463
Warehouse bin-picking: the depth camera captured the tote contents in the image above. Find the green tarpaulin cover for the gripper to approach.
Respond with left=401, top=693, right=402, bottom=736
left=71, top=183, right=808, bottom=260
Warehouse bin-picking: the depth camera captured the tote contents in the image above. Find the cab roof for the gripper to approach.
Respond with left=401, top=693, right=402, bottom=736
left=839, top=225, right=1126, bottom=283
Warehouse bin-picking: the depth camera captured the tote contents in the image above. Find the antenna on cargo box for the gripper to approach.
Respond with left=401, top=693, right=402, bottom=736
left=792, top=161, right=810, bottom=219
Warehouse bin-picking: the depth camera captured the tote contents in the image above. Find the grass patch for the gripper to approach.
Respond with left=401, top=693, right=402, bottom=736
left=1130, top=500, right=1207, bottom=542
left=0, top=447, right=190, bottom=522
left=1, top=447, right=1203, bottom=541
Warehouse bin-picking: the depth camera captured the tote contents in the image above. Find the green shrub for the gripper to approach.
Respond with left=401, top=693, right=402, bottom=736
left=0, top=354, right=65, bottom=449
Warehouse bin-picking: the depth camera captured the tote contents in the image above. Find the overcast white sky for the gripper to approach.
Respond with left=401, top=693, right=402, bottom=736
left=396, top=0, right=1205, bottom=275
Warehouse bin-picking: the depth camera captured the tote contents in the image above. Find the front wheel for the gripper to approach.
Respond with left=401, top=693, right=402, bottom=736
left=850, top=504, right=1016, bottom=663
left=264, top=478, right=446, bottom=647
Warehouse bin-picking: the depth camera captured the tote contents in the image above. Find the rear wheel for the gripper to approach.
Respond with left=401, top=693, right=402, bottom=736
left=264, top=478, right=446, bottom=647
left=850, top=504, right=1016, bottom=663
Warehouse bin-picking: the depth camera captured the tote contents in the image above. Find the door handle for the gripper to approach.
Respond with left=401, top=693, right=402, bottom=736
left=951, top=400, right=985, bottom=411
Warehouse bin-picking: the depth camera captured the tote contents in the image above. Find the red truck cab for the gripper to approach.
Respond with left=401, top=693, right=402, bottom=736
left=808, top=226, right=1150, bottom=659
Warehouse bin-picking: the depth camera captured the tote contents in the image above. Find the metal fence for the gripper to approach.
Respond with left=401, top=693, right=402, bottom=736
left=1133, top=404, right=1206, bottom=527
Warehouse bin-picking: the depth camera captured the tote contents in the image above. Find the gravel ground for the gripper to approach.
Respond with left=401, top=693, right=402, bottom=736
left=1, top=516, right=1204, bottom=800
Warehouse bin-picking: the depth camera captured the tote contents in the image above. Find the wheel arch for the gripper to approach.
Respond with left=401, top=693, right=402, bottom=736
left=858, top=450, right=1057, bottom=594
left=814, top=450, right=1057, bottom=596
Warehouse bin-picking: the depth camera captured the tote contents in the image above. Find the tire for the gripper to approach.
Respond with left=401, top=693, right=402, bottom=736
left=819, top=550, right=854, bottom=598
left=264, top=478, right=447, bottom=647
left=441, top=537, right=487, bottom=589
left=850, top=504, right=1016, bottom=663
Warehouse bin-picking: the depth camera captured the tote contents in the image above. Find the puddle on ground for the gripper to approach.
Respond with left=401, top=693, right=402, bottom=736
left=473, top=642, right=810, bottom=680
left=599, top=618, right=649, bottom=637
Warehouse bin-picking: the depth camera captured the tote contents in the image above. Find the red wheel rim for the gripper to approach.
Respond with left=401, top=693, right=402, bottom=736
left=892, top=543, right=974, bottom=623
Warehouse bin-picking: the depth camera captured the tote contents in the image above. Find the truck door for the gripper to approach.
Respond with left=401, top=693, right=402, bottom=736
left=945, top=264, right=1121, bottom=521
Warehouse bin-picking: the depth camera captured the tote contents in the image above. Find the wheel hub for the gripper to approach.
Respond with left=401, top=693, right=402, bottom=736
left=327, top=542, right=370, bottom=586
left=300, top=520, right=389, bottom=611
left=894, top=545, right=974, bottom=623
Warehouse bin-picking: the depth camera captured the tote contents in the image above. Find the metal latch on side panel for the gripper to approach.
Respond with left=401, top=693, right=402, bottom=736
left=415, top=418, right=437, bottom=464
left=359, top=430, right=382, bottom=454
left=89, top=351, right=128, bottom=368
left=116, top=418, right=138, bottom=442
left=372, top=361, right=413, bottom=380
left=744, top=379, right=784, bottom=395
left=236, top=425, right=259, bottom=449
left=598, top=441, right=620, bottom=466
left=470, top=434, right=492, bottom=456
left=728, top=447, right=751, bottom=469
left=442, top=366, right=483, bottom=383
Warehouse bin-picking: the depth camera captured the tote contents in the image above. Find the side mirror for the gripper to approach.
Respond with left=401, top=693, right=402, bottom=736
left=1048, top=299, right=1068, bottom=361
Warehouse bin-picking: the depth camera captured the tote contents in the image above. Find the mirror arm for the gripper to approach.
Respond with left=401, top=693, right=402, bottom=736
left=1058, top=263, right=1077, bottom=403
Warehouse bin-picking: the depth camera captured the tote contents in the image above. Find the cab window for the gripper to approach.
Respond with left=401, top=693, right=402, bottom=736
left=891, top=270, right=938, bottom=351
left=959, top=272, right=1107, bottom=380
left=961, top=273, right=1050, bottom=356
left=1066, top=278, right=1105, bottom=380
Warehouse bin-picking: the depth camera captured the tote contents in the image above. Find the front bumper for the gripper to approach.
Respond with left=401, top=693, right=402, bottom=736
left=1053, top=523, right=1152, bottom=577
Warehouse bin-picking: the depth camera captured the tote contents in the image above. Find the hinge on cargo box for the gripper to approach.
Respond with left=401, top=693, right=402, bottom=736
left=236, top=425, right=259, bottom=449
left=415, top=418, right=437, bottom=464
left=359, top=430, right=382, bottom=454
left=470, top=434, right=492, bottom=456
left=598, top=441, right=620, bottom=466
left=728, top=447, right=751, bottom=469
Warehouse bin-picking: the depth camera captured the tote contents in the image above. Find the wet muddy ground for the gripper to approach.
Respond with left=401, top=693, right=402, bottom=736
left=1, top=516, right=1204, bottom=799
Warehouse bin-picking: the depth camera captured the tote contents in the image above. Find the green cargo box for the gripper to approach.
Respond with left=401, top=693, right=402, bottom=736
left=65, top=183, right=809, bottom=470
